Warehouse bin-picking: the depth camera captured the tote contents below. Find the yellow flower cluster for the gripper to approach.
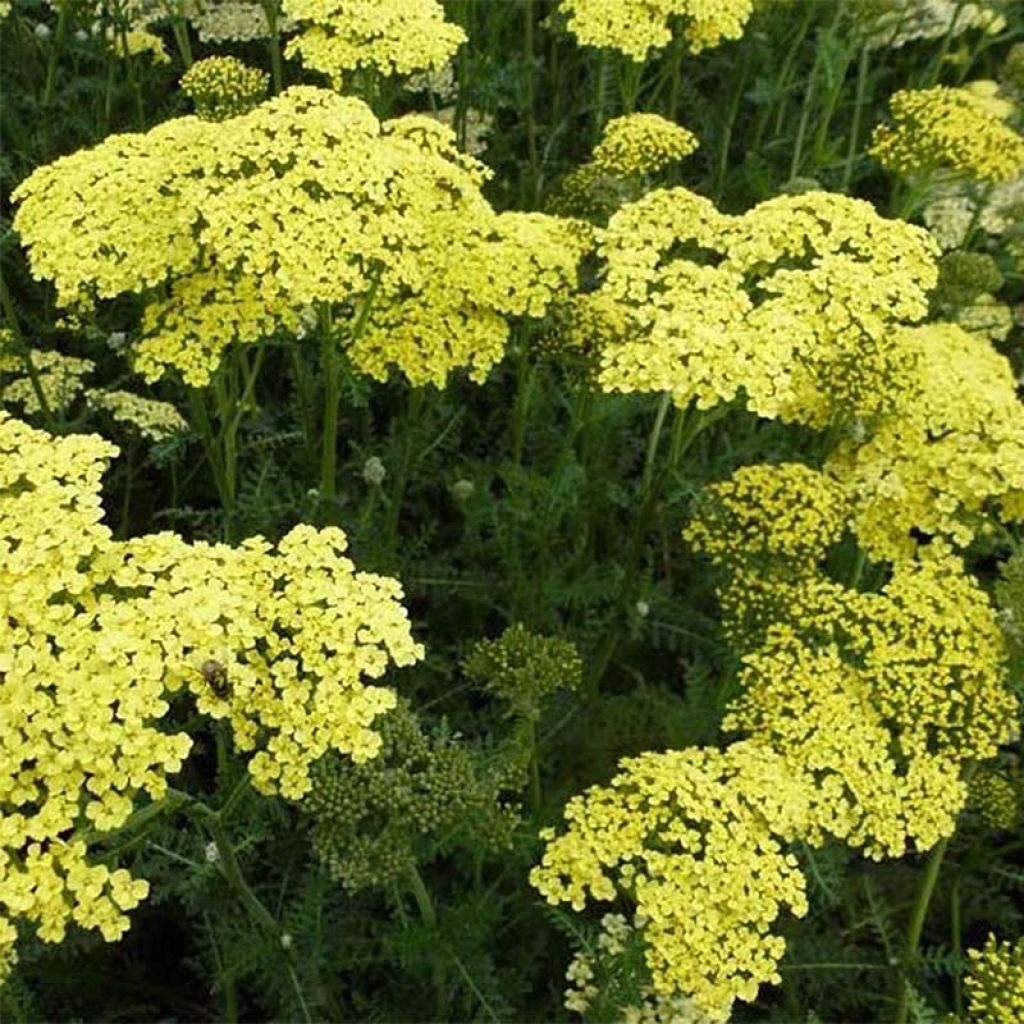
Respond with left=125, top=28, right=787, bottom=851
left=591, top=188, right=938, bottom=427
left=85, top=389, right=187, bottom=441
left=924, top=170, right=1024, bottom=251
left=684, top=463, right=849, bottom=569
left=592, top=113, right=698, bottom=176
left=0, top=413, right=189, bottom=976
left=532, top=741, right=812, bottom=1022
left=1, top=411, right=423, bottom=974
left=13, top=88, right=586, bottom=388
left=107, top=24, right=170, bottom=63
left=965, top=934, right=1024, bottom=1024
left=730, top=633, right=966, bottom=859
left=532, top=462, right=1012, bottom=1010
left=180, top=55, right=269, bottom=121
left=558, top=0, right=753, bottom=61
left=282, top=0, right=465, bottom=80
left=687, top=464, right=1018, bottom=768
left=870, top=86, right=1024, bottom=183
left=825, top=323, right=1024, bottom=560
left=0, top=341, right=95, bottom=415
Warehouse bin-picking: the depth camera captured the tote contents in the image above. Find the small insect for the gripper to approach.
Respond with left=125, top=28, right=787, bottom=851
left=199, top=659, right=230, bottom=699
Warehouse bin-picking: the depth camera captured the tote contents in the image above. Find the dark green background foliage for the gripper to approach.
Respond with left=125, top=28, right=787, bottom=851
left=1, top=1, right=1023, bottom=1021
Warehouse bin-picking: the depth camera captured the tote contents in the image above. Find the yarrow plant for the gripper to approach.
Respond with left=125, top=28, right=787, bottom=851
left=870, top=85, right=1024, bottom=183
left=557, top=0, right=753, bottom=61
left=0, top=411, right=423, bottom=977
left=282, top=0, right=466, bottom=81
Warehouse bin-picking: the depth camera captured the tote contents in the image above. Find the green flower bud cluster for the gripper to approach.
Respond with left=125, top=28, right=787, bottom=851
left=968, top=766, right=1021, bottom=832
left=934, top=251, right=1005, bottom=310
left=180, top=56, right=269, bottom=122
left=304, top=702, right=518, bottom=892
left=996, top=547, right=1024, bottom=659
left=462, top=623, right=583, bottom=721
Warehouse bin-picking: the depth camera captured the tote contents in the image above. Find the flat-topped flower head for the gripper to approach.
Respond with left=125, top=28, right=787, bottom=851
left=558, top=0, right=753, bottom=61
left=966, top=934, right=1024, bottom=1024
left=590, top=187, right=938, bottom=427
left=870, top=85, right=1024, bottom=183
left=0, top=412, right=423, bottom=975
left=592, top=113, right=698, bottom=176
left=283, top=0, right=466, bottom=80
left=825, top=322, right=1024, bottom=560
left=13, top=88, right=586, bottom=388
left=532, top=741, right=812, bottom=1022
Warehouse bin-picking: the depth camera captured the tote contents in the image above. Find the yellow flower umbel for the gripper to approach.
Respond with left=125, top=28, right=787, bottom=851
left=13, top=88, right=587, bottom=387
left=870, top=86, right=1024, bottom=183
left=590, top=188, right=938, bottom=428
left=283, top=0, right=465, bottom=81
left=0, top=411, right=423, bottom=975
left=592, top=113, right=698, bottom=176
left=532, top=741, right=813, bottom=1022
left=0, top=332, right=95, bottom=415
left=85, top=389, right=188, bottom=441
left=685, top=463, right=1017, bottom=856
left=558, top=0, right=753, bottom=61
left=965, top=934, right=1024, bottom=1024
left=180, top=55, right=269, bottom=121
left=825, top=322, right=1024, bottom=560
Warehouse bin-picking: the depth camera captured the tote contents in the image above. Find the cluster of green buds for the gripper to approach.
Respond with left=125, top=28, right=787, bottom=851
left=303, top=702, right=518, bottom=892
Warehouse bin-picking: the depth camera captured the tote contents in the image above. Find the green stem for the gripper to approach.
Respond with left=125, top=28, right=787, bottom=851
left=641, top=393, right=672, bottom=493
left=951, top=873, right=964, bottom=1020
left=385, top=385, right=427, bottom=549
left=511, top=337, right=534, bottom=466
left=0, top=269, right=53, bottom=422
left=407, top=864, right=437, bottom=927
left=841, top=45, right=870, bottom=191
left=526, top=717, right=541, bottom=815
left=43, top=0, right=70, bottom=108
left=714, top=63, right=747, bottom=199
left=262, top=0, right=284, bottom=93
left=893, top=837, right=949, bottom=1024
left=522, top=0, right=538, bottom=205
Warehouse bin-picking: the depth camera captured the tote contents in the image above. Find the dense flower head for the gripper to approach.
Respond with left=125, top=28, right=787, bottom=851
left=870, top=85, right=1024, bottom=183
left=684, top=463, right=849, bottom=569
left=532, top=741, right=812, bottom=1022
left=84, top=389, right=188, bottom=441
left=1, top=343, right=95, bottom=415
left=0, top=412, right=423, bottom=973
left=282, top=0, right=465, bottom=80
left=180, top=55, right=269, bottom=121
left=966, top=934, right=1024, bottom=1024
left=462, top=623, right=583, bottom=720
left=825, top=323, right=1024, bottom=560
left=729, top=633, right=966, bottom=858
left=591, top=188, right=938, bottom=427
left=687, top=464, right=1019, bottom=767
left=189, top=0, right=294, bottom=42
left=558, top=0, right=753, bottom=61
left=304, top=701, right=517, bottom=891
left=13, top=88, right=586, bottom=387
left=968, top=767, right=1021, bottom=831
left=592, top=114, right=699, bottom=177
